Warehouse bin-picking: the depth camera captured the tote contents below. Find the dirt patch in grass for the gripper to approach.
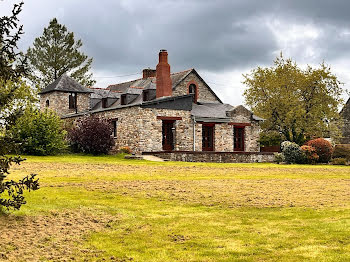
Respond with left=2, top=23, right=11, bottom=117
left=51, top=178, right=350, bottom=208
left=0, top=209, right=120, bottom=261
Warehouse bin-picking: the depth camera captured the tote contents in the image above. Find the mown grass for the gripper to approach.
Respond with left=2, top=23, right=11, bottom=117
left=2, top=154, right=350, bottom=261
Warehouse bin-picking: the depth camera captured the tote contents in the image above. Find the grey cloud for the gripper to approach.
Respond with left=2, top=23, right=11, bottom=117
left=3, top=0, right=350, bottom=79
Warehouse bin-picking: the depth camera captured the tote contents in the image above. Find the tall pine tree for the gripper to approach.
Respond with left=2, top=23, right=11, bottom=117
left=1, top=2, right=39, bottom=211
left=26, top=18, right=95, bottom=90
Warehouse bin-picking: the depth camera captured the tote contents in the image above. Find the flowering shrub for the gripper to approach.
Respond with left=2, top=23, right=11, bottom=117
left=67, top=116, right=115, bottom=155
left=305, top=138, right=333, bottom=163
left=300, top=145, right=319, bottom=164
left=281, top=141, right=304, bottom=164
left=274, top=153, right=284, bottom=164
left=119, top=146, right=132, bottom=154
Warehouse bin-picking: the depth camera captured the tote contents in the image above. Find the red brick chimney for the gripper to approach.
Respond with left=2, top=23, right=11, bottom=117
left=142, top=68, right=156, bottom=79
left=156, top=49, right=172, bottom=98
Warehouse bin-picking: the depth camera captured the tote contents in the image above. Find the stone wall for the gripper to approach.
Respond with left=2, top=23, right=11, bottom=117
left=93, top=106, right=193, bottom=153
left=40, top=91, right=90, bottom=117
left=143, top=151, right=275, bottom=163
left=173, top=72, right=219, bottom=103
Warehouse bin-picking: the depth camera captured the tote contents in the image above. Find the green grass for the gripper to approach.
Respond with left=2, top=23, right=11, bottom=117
left=3, top=154, right=350, bottom=261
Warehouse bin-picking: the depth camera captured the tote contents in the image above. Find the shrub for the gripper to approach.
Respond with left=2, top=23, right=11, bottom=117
left=305, top=138, right=333, bottom=163
left=331, top=158, right=347, bottom=165
left=67, top=116, right=115, bottom=155
left=119, top=146, right=131, bottom=154
left=333, top=144, right=350, bottom=161
left=281, top=141, right=304, bottom=164
left=274, top=153, right=284, bottom=164
left=300, top=145, right=319, bottom=164
left=8, top=108, right=67, bottom=155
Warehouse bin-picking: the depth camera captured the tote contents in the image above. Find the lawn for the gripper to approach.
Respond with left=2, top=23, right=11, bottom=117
left=1, top=154, right=349, bottom=261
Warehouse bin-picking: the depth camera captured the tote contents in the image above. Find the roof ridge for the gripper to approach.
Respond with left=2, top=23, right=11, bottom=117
left=107, top=68, right=194, bottom=88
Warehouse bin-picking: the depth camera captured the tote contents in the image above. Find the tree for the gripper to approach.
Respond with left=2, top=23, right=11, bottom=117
left=8, top=108, right=67, bottom=156
left=243, top=54, right=343, bottom=145
left=67, top=116, right=115, bottom=155
left=0, top=2, right=39, bottom=210
left=26, top=18, right=95, bottom=90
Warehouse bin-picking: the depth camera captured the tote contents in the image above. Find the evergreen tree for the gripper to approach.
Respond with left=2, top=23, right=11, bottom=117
left=0, top=2, right=39, bottom=211
left=26, top=18, right=95, bottom=90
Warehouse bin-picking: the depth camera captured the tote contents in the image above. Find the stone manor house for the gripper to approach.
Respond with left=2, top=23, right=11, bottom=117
left=39, top=50, right=267, bottom=160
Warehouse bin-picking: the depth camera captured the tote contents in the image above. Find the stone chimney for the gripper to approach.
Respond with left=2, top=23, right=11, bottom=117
left=156, top=49, right=172, bottom=98
left=142, top=68, right=156, bottom=79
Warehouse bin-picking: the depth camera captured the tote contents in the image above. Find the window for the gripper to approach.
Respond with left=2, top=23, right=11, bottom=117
left=188, top=84, right=197, bottom=103
left=102, top=98, right=108, bottom=108
left=143, top=90, right=149, bottom=102
left=69, top=93, right=77, bottom=109
left=45, top=100, right=50, bottom=107
left=111, top=120, right=117, bottom=138
left=121, top=94, right=126, bottom=105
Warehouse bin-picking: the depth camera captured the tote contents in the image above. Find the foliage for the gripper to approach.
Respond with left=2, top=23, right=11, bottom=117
left=305, top=138, right=333, bottom=163
left=119, top=146, right=132, bottom=154
left=331, top=158, right=347, bottom=165
left=259, top=131, right=282, bottom=147
left=300, top=145, right=319, bottom=164
left=243, top=53, right=344, bottom=145
left=8, top=108, right=67, bottom=155
left=26, top=18, right=95, bottom=90
left=281, top=141, right=304, bottom=164
left=273, top=152, right=284, bottom=164
left=333, top=144, right=350, bottom=161
left=0, top=155, right=39, bottom=210
left=67, top=116, right=115, bottom=155
left=0, top=1, right=39, bottom=210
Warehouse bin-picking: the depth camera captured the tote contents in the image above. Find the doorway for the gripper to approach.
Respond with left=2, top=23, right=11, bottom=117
left=202, top=124, right=214, bottom=151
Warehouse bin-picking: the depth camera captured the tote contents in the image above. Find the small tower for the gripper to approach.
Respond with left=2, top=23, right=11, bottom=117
left=39, top=74, right=93, bottom=117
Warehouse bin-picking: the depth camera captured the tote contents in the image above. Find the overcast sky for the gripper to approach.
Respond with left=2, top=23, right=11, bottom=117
left=2, top=0, right=350, bottom=105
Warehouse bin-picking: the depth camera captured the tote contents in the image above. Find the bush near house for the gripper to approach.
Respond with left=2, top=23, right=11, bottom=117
left=8, top=108, right=67, bottom=155
left=67, top=116, right=115, bottom=155
left=281, top=141, right=304, bottom=164
left=333, top=144, right=350, bottom=161
left=305, top=138, right=333, bottom=163
left=300, top=145, right=319, bottom=164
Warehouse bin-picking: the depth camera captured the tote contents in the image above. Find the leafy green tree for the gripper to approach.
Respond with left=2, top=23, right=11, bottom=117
left=26, top=18, right=95, bottom=90
left=9, top=108, right=67, bottom=155
left=0, top=2, right=39, bottom=211
left=243, top=54, right=343, bottom=145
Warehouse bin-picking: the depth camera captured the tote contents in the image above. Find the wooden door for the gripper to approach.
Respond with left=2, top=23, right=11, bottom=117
left=162, top=120, right=174, bottom=151
left=234, top=127, right=245, bottom=151
left=202, top=124, right=214, bottom=151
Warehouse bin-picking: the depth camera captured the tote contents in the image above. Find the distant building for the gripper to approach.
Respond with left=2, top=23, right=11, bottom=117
left=39, top=50, right=265, bottom=157
left=340, top=98, right=350, bottom=143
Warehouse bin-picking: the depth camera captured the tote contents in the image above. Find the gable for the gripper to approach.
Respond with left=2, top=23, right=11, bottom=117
left=172, top=69, right=222, bottom=104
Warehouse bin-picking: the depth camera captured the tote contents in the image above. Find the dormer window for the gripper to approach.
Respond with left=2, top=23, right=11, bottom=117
left=121, top=94, right=127, bottom=105
left=188, top=84, right=197, bottom=103
left=143, top=90, right=149, bottom=102
left=102, top=98, right=108, bottom=108
left=69, top=93, right=77, bottom=109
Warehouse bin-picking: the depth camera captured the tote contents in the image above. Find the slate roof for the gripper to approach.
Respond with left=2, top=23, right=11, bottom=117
left=107, top=69, right=192, bottom=92
left=192, top=102, right=264, bottom=122
left=39, top=74, right=93, bottom=94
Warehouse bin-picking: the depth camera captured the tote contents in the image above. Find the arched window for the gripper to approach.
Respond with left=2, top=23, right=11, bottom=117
left=188, top=84, right=197, bottom=103
left=46, top=99, right=50, bottom=107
